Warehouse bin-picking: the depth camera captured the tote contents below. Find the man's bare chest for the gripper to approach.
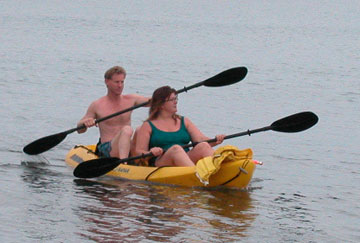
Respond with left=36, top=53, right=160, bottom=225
left=97, top=100, right=134, bottom=122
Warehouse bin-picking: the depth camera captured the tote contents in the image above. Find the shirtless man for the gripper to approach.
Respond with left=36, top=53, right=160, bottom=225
left=77, top=66, right=150, bottom=159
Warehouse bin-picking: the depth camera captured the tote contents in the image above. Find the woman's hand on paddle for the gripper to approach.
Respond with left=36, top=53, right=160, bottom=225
left=150, top=147, right=163, bottom=157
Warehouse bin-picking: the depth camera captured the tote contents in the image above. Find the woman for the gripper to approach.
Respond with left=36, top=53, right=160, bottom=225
left=134, top=86, right=225, bottom=167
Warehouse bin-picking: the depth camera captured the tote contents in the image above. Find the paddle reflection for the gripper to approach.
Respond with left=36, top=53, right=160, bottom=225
left=72, top=179, right=257, bottom=241
left=20, top=161, right=62, bottom=192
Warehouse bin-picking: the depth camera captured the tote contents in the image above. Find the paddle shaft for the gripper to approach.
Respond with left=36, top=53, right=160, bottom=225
left=118, top=125, right=273, bottom=162
left=82, top=100, right=150, bottom=131
left=83, top=80, right=205, bottom=126
left=113, top=110, right=319, bottom=161
left=28, top=76, right=221, bottom=136
left=68, top=77, right=231, bottom=133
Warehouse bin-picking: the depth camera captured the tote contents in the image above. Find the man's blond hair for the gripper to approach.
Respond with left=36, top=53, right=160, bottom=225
left=104, top=66, right=126, bottom=80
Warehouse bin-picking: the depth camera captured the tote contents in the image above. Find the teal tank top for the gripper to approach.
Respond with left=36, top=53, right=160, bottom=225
left=148, top=116, right=191, bottom=152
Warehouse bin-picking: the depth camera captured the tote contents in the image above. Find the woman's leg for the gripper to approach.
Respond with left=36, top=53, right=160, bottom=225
left=110, top=125, right=134, bottom=159
left=187, top=142, right=214, bottom=163
left=155, top=145, right=194, bottom=167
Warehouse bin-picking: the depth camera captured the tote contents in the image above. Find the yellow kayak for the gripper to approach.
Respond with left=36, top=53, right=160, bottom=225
left=65, top=144, right=257, bottom=189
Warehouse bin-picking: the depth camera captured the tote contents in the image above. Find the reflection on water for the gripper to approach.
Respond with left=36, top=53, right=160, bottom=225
left=271, top=192, right=316, bottom=234
left=73, top=179, right=185, bottom=242
left=72, top=179, right=257, bottom=242
left=20, top=162, right=62, bottom=191
left=197, top=189, right=256, bottom=239
left=17, top=162, right=75, bottom=242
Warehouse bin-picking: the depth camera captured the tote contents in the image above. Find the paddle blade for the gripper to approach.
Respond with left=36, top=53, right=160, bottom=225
left=271, top=111, right=319, bottom=133
left=23, top=132, right=68, bottom=155
left=73, top=157, right=121, bottom=178
left=203, top=67, right=248, bottom=87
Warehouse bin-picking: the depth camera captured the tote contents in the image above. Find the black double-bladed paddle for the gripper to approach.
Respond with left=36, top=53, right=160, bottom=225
left=73, top=111, right=319, bottom=178
left=23, top=67, right=248, bottom=155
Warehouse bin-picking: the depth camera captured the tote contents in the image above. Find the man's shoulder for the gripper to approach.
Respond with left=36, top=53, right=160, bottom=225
left=123, top=94, right=148, bottom=105
left=89, top=96, right=108, bottom=109
left=91, top=96, right=106, bottom=105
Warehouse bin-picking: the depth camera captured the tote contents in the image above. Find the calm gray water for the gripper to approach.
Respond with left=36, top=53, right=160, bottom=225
left=1, top=0, right=359, bottom=242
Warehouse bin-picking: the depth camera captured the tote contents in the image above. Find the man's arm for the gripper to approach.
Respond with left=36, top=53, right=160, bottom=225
left=77, top=102, right=97, bottom=133
left=132, top=94, right=151, bottom=107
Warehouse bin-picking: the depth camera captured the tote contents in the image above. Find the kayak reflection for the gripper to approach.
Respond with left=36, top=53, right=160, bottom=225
left=73, top=179, right=184, bottom=242
left=72, top=179, right=257, bottom=241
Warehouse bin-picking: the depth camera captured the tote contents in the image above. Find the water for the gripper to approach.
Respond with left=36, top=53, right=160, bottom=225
left=1, top=0, right=359, bottom=242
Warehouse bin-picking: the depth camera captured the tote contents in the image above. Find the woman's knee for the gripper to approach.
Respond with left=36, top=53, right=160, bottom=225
left=168, top=144, right=186, bottom=154
left=194, top=142, right=212, bottom=152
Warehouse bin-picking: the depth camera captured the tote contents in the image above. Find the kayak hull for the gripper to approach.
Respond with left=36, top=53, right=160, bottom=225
left=65, top=145, right=256, bottom=189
